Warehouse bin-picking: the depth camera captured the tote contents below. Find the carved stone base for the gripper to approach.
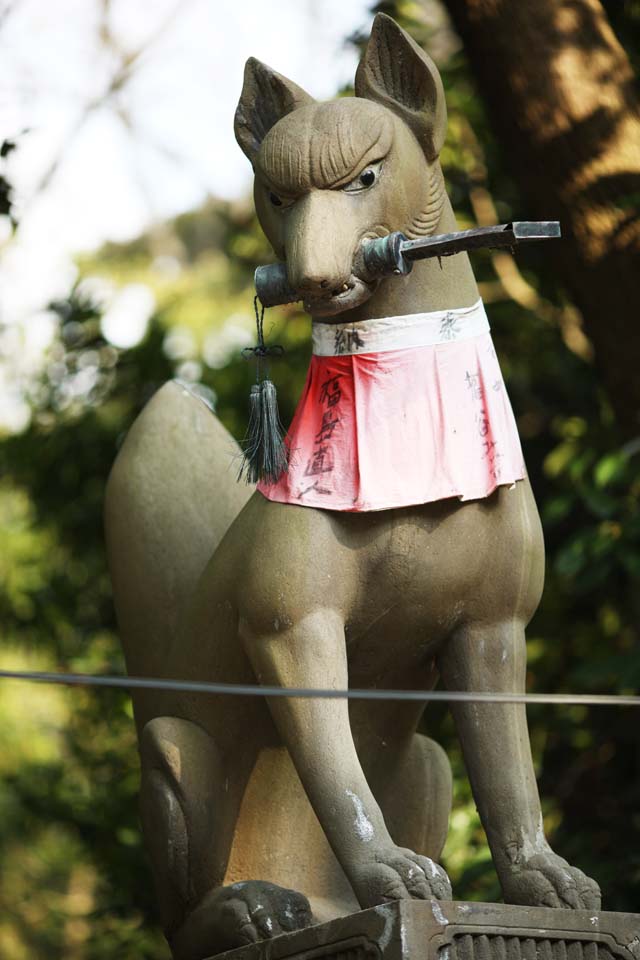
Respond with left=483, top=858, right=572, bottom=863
left=211, top=901, right=640, bottom=960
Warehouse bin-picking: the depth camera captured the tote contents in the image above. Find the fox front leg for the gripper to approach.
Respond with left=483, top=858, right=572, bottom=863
left=240, top=606, right=451, bottom=908
left=438, top=618, right=601, bottom=910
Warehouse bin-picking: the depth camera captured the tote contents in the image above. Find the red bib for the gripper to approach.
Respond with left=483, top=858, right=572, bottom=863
left=258, top=301, right=526, bottom=512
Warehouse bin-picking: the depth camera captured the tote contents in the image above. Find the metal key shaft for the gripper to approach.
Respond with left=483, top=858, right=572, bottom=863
left=254, top=220, right=561, bottom=308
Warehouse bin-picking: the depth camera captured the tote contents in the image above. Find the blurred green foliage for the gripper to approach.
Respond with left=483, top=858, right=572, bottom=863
left=0, top=3, right=639, bottom=956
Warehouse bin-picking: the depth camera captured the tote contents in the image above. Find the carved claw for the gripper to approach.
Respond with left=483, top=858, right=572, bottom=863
left=349, top=843, right=452, bottom=909
left=501, top=852, right=601, bottom=911
left=171, top=880, right=313, bottom=960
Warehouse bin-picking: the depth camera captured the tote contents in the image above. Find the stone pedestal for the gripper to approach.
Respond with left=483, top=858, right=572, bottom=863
left=211, top=901, right=640, bottom=960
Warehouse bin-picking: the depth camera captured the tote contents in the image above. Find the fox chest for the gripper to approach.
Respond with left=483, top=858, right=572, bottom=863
left=340, top=511, right=486, bottom=677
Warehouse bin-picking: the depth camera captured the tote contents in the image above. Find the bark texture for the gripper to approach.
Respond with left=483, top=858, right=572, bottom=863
left=443, top=0, right=640, bottom=435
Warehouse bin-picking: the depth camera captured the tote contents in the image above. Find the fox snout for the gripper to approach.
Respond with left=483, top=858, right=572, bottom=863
left=284, top=193, right=358, bottom=298
left=292, top=272, right=351, bottom=298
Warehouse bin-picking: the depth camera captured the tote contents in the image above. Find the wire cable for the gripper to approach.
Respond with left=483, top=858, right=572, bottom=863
left=0, top=668, right=637, bottom=707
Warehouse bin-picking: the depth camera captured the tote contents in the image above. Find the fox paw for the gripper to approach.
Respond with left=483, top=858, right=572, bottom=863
left=172, top=880, right=313, bottom=959
left=502, top=851, right=601, bottom=910
left=350, top=843, right=452, bottom=908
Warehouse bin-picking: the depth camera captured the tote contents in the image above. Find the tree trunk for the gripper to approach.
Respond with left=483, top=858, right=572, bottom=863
left=442, top=0, right=640, bottom=436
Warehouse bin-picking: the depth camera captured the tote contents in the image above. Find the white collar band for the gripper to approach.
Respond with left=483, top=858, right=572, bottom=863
left=312, top=299, right=489, bottom=357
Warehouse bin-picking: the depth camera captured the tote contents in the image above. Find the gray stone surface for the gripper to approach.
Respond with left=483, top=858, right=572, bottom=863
left=213, top=902, right=640, bottom=960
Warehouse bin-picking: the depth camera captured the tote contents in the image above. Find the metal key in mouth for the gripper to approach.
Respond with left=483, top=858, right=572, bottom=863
left=254, top=221, right=561, bottom=308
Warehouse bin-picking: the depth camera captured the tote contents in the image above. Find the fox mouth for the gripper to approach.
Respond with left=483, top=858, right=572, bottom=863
left=303, top=276, right=376, bottom=320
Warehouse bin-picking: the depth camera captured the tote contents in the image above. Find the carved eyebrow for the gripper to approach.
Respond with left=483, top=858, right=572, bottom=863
left=259, top=174, right=296, bottom=200
left=311, top=120, right=392, bottom=190
left=322, top=140, right=388, bottom=190
left=258, top=109, right=393, bottom=195
left=258, top=135, right=305, bottom=196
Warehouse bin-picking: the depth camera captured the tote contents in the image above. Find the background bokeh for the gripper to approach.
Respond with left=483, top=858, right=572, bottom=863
left=0, top=1, right=638, bottom=956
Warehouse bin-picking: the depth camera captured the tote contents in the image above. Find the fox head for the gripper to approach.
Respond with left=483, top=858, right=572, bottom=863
left=234, top=14, right=449, bottom=318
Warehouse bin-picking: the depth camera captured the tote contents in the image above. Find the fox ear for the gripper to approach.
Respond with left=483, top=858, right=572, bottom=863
left=234, top=58, right=314, bottom=162
left=355, top=13, right=447, bottom=161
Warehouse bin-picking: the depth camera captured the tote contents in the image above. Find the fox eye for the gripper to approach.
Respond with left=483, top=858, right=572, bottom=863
left=343, top=159, right=383, bottom=194
left=267, top=189, right=294, bottom=209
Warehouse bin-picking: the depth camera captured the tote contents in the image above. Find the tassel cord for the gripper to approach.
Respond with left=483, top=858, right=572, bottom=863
left=241, top=296, right=284, bottom=369
left=238, top=295, right=288, bottom=485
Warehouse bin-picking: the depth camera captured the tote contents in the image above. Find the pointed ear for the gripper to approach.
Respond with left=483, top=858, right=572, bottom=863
left=355, top=14, right=447, bottom=161
left=234, top=58, right=314, bottom=163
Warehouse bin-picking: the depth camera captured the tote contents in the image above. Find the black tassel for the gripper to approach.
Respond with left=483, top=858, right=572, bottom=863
left=239, top=297, right=288, bottom=485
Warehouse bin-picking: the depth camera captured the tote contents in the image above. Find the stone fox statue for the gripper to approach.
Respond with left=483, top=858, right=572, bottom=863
left=105, top=14, right=600, bottom=960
